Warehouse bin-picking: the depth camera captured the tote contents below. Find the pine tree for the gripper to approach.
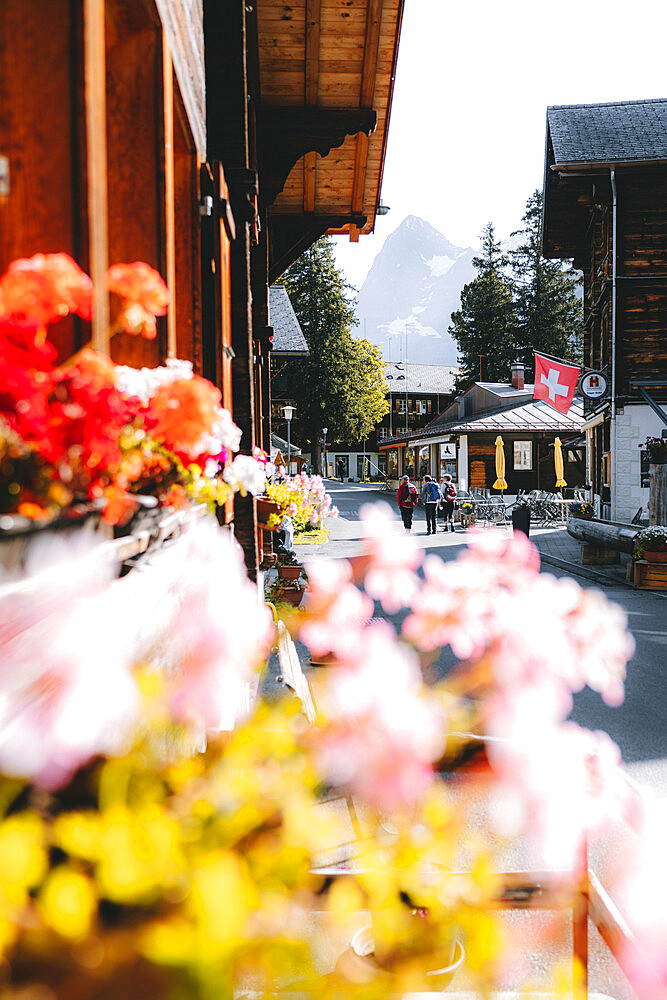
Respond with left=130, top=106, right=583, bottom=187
left=274, top=238, right=388, bottom=473
left=449, top=223, right=517, bottom=388
left=511, top=190, right=583, bottom=367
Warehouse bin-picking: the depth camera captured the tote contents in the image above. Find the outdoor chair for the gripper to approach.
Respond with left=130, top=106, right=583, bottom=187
left=529, top=490, right=562, bottom=527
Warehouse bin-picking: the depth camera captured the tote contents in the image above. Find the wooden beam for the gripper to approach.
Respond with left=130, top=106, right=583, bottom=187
left=350, top=0, right=382, bottom=219
left=84, top=0, right=109, bottom=352
left=268, top=212, right=367, bottom=283
left=360, top=0, right=383, bottom=107
left=257, top=106, right=376, bottom=207
left=303, top=0, right=320, bottom=212
left=162, top=35, right=177, bottom=358
left=304, top=151, right=317, bottom=212
left=351, top=131, right=368, bottom=214
left=305, top=0, right=320, bottom=105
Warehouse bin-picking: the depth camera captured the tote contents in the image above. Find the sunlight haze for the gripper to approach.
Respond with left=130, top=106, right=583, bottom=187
left=334, top=0, right=667, bottom=290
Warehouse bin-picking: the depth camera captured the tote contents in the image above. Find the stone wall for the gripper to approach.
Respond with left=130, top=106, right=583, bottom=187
left=614, top=404, right=665, bottom=523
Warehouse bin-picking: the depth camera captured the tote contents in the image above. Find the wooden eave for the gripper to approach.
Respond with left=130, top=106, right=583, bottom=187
left=256, top=0, right=403, bottom=244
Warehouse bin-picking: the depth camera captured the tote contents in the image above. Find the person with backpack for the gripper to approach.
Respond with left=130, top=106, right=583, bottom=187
left=421, top=474, right=442, bottom=535
left=440, top=474, right=457, bottom=532
left=396, top=474, right=418, bottom=532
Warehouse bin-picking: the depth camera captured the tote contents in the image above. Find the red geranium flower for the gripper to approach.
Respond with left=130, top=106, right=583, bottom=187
left=107, top=262, right=169, bottom=340
left=0, top=253, right=94, bottom=326
left=146, top=376, right=222, bottom=464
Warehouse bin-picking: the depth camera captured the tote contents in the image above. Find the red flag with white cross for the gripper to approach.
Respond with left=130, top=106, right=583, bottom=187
left=533, top=352, right=580, bottom=414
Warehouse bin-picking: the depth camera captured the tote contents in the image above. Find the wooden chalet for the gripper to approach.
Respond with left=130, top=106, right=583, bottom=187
left=542, top=98, right=667, bottom=522
left=0, top=0, right=403, bottom=577
left=328, top=362, right=458, bottom=482
left=381, top=364, right=585, bottom=493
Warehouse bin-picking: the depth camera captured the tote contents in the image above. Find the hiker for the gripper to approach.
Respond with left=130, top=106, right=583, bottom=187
left=421, top=474, right=442, bottom=535
left=396, top=474, right=418, bottom=532
left=440, top=474, right=457, bottom=532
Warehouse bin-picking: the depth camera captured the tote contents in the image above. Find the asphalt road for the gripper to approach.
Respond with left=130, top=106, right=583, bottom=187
left=309, top=481, right=667, bottom=796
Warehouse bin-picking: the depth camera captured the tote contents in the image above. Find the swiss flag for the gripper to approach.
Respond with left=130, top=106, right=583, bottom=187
left=533, top=353, right=580, bottom=414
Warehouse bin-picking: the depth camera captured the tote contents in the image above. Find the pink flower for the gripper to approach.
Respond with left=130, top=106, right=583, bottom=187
left=615, top=798, right=667, bottom=1000
left=165, top=522, right=273, bottom=730
left=0, top=536, right=138, bottom=788
left=359, top=502, right=422, bottom=613
left=313, top=623, right=445, bottom=810
left=300, top=560, right=374, bottom=659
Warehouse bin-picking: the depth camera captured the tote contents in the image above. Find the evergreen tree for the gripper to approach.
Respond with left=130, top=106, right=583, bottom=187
left=449, top=223, right=517, bottom=388
left=274, top=238, right=388, bottom=473
left=510, top=190, right=583, bottom=367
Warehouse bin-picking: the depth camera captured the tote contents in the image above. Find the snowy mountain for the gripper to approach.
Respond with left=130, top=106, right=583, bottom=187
left=354, top=215, right=476, bottom=366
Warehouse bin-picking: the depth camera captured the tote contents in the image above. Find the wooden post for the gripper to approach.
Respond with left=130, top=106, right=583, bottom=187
left=649, top=462, right=667, bottom=526
left=204, top=0, right=259, bottom=578
left=162, top=36, right=177, bottom=358
left=84, top=0, right=109, bottom=352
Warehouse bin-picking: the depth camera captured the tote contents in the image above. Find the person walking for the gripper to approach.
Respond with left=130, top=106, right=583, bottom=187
left=421, top=474, right=442, bottom=535
left=440, top=474, right=457, bottom=532
left=396, top=474, right=418, bottom=532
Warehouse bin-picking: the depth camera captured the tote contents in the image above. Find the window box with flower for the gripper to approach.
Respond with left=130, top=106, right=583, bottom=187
left=0, top=252, right=270, bottom=568
left=633, top=525, right=667, bottom=562
left=569, top=500, right=595, bottom=520
left=642, top=435, right=667, bottom=465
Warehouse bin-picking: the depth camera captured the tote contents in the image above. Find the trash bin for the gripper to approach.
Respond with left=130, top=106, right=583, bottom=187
left=511, top=506, right=530, bottom=537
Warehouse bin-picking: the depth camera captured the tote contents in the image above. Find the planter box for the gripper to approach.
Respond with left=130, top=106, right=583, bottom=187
left=0, top=502, right=108, bottom=573
left=634, top=559, right=667, bottom=590
left=278, top=586, right=304, bottom=606
left=644, top=550, right=667, bottom=564
left=278, top=564, right=302, bottom=581
left=256, top=496, right=282, bottom=530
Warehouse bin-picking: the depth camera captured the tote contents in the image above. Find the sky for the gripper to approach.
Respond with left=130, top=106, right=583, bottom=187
left=334, top=0, right=667, bottom=290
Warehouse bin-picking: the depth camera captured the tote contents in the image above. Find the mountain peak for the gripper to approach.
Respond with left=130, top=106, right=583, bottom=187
left=354, top=217, right=476, bottom=366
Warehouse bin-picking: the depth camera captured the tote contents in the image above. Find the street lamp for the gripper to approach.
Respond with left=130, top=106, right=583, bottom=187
left=322, top=427, right=328, bottom=478
left=283, top=404, right=296, bottom=476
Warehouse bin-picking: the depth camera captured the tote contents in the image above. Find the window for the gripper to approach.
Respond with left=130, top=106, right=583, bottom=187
left=397, top=399, right=407, bottom=414
left=416, top=399, right=427, bottom=414
left=514, top=440, right=532, bottom=470
left=378, top=427, right=389, bottom=440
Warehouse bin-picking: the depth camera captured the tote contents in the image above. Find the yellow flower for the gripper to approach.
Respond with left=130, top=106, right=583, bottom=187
left=39, top=868, right=97, bottom=939
left=189, top=852, right=252, bottom=945
left=0, top=813, right=47, bottom=899
left=54, top=812, right=101, bottom=862
left=97, top=805, right=183, bottom=904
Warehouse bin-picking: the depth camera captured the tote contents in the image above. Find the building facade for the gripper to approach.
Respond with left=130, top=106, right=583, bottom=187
left=0, top=0, right=404, bottom=575
left=381, top=364, right=585, bottom=493
left=321, top=362, right=457, bottom=481
left=542, top=98, right=667, bottom=522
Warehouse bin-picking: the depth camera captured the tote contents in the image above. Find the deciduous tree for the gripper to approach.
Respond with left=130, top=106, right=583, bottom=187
left=274, top=238, right=388, bottom=473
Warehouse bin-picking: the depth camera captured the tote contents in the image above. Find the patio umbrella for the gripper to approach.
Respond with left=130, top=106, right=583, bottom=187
left=493, top=435, right=507, bottom=490
left=554, top=436, right=566, bottom=488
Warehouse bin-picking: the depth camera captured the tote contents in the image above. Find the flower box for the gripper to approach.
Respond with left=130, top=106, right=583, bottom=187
left=277, top=563, right=302, bottom=581
left=256, top=495, right=282, bottom=530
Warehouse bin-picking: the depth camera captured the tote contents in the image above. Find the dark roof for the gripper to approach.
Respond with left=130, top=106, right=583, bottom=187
left=269, top=286, right=309, bottom=355
left=385, top=362, right=458, bottom=395
left=547, top=99, right=667, bottom=166
left=382, top=398, right=584, bottom=446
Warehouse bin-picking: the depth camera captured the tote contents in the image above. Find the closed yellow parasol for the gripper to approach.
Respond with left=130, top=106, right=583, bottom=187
left=554, top=436, right=566, bottom=488
left=493, top=435, right=507, bottom=490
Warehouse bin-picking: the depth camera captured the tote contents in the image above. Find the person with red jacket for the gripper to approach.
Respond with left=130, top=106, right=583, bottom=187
left=396, top=474, right=418, bottom=532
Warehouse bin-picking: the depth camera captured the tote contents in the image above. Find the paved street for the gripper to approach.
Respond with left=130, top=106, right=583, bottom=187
left=297, top=480, right=667, bottom=797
